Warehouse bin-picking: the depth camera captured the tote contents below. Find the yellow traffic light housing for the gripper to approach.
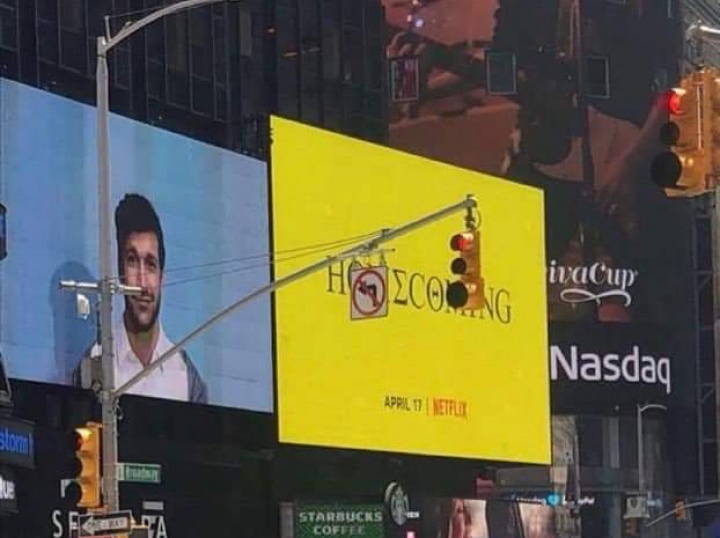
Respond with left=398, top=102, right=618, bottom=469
left=710, top=71, right=720, bottom=182
left=651, top=69, right=718, bottom=196
left=75, top=421, right=102, bottom=508
left=674, top=500, right=688, bottom=521
left=445, top=230, right=484, bottom=311
left=624, top=518, right=638, bottom=537
left=624, top=518, right=638, bottom=536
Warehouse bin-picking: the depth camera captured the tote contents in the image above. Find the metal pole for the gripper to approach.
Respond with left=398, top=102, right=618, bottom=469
left=636, top=403, right=667, bottom=524
left=114, top=195, right=479, bottom=397
left=90, top=0, right=235, bottom=513
left=96, top=36, right=120, bottom=513
left=645, top=498, right=720, bottom=528
left=637, top=403, right=645, bottom=496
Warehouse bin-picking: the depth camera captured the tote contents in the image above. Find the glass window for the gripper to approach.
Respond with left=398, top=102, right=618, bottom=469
left=213, top=13, right=227, bottom=86
left=147, top=59, right=165, bottom=100
left=59, top=0, right=86, bottom=72
left=166, top=12, right=188, bottom=73
left=166, top=13, right=190, bottom=108
left=578, top=416, right=604, bottom=467
left=486, top=52, right=518, bottom=95
left=618, top=416, right=638, bottom=470
left=0, top=4, right=16, bottom=50
left=191, top=76, right=213, bottom=116
left=238, top=8, right=253, bottom=58
left=190, top=8, right=212, bottom=80
left=342, top=28, right=362, bottom=86
left=112, top=44, right=131, bottom=89
left=59, top=0, right=83, bottom=32
left=146, top=22, right=164, bottom=62
left=167, top=70, right=190, bottom=108
left=215, top=85, right=227, bottom=121
left=277, top=6, right=299, bottom=117
left=37, top=0, right=59, bottom=64
left=321, top=15, right=340, bottom=81
left=587, top=56, right=610, bottom=99
left=342, top=0, right=363, bottom=28
left=300, top=0, right=320, bottom=123
left=365, top=34, right=381, bottom=91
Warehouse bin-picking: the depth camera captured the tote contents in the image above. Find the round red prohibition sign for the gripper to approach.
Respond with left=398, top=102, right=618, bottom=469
left=352, top=268, right=387, bottom=316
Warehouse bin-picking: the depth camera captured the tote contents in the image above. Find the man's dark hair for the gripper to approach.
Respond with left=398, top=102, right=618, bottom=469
left=115, top=193, right=166, bottom=273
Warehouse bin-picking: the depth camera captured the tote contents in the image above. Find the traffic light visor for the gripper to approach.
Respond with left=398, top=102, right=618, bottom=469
left=657, top=88, right=685, bottom=115
left=450, top=232, right=476, bottom=251
left=75, top=427, right=91, bottom=447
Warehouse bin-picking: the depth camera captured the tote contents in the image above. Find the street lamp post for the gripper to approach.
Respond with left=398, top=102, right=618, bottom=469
left=94, top=0, right=228, bottom=512
left=89, top=0, right=476, bottom=516
left=637, top=403, right=667, bottom=506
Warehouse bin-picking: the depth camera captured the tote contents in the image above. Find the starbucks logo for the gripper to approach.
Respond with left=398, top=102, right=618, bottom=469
left=384, top=482, right=410, bottom=526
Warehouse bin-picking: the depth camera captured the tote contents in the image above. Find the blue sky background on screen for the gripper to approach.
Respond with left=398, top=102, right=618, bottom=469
left=0, top=78, right=272, bottom=412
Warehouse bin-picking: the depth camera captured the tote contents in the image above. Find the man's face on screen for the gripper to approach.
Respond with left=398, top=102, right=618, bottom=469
left=121, top=231, right=163, bottom=333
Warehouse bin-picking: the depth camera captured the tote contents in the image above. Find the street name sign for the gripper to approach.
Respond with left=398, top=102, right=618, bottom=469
left=78, top=510, right=133, bottom=537
left=118, top=463, right=161, bottom=484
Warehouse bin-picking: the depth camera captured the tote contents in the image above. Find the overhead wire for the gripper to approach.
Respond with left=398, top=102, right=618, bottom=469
left=160, top=229, right=385, bottom=289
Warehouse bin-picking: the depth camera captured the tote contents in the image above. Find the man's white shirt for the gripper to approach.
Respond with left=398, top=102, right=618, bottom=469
left=89, top=319, right=190, bottom=402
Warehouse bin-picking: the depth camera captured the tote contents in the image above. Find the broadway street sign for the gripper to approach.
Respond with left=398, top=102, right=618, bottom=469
left=118, top=463, right=162, bottom=484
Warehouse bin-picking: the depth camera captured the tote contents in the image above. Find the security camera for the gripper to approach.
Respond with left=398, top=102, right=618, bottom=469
left=76, top=293, right=91, bottom=320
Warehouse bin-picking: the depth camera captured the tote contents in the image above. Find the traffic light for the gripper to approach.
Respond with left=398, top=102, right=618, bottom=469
left=709, top=70, right=720, bottom=182
left=674, top=500, right=688, bottom=521
left=445, top=229, right=484, bottom=311
left=650, top=69, right=717, bottom=196
left=624, top=518, right=638, bottom=536
left=75, top=421, right=102, bottom=508
left=650, top=74, right=701, bottom=192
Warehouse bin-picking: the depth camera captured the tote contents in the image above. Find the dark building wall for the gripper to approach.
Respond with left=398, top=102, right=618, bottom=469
left=0, top=0, right=387, bottom=157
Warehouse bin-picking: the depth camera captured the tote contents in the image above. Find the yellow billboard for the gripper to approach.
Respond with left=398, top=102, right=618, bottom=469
left=271, top=116, right=550, bottom=464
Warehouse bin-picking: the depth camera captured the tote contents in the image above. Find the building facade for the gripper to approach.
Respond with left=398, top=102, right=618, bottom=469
left=381, top=1, right=700, bottom=537
left=0, top=0, right=387, bottom=157
left=0, top=1, right=710, bottom=538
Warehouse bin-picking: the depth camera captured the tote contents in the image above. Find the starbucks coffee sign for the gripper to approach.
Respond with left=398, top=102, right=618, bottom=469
left=295, top=504, right=384, bottom=538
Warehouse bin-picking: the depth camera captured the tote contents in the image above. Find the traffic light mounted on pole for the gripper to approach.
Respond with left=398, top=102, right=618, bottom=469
left=445, top=205, right=484, bottom=311
left=709, top=72, right=720, bottom=183
left=650, top=73, right=701, bottom=192
left=75, top=421, right=102, bottom=508
left=650, top=68, right=719, bottom=196
left=624, top=518, right=638, bottom=537
left=674, top=501, right=688, bottom=521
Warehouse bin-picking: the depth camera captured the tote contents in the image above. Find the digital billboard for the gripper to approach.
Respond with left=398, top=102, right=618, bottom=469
left=381, top=0, right=693, bottom=413
left=0, top=78, right=272, bottom=412
left=420, top=497, right=557, bottom=538
left=271, top=116, right=550, bottom=464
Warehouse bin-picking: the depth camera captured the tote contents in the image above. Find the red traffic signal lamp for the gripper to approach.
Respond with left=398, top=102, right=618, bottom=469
left=446, top=230, right=484, bottom=311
